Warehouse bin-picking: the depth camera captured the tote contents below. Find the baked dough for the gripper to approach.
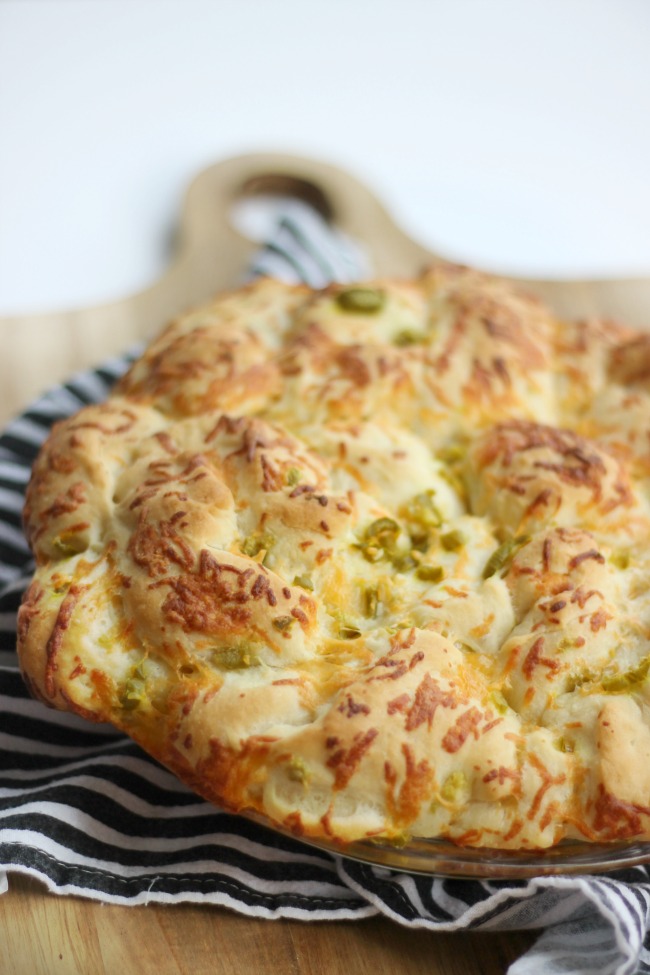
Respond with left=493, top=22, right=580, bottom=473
left=17, top=265, right=650, bottom=849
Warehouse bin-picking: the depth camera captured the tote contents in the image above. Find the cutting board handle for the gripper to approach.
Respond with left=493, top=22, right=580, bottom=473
left=184, top=155, right=650, bottom=330
left=177, top=152, right=436, bottom=279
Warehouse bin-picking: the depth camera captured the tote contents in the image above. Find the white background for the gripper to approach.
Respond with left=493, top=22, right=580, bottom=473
left=1, top=0, right=650, bottom=314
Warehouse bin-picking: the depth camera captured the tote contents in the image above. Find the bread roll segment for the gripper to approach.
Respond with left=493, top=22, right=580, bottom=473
left=17, top=265, right=650, bottom=849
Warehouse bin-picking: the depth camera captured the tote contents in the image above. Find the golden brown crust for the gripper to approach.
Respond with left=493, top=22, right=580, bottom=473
left=17, top=266, right=650, bottom=849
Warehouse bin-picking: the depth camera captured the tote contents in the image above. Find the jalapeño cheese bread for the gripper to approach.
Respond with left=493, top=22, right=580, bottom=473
left=17, top=264, right=650, bottom=850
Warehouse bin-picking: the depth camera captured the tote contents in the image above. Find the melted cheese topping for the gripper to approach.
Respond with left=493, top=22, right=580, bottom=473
left=18, top=266, right=650, bottom=849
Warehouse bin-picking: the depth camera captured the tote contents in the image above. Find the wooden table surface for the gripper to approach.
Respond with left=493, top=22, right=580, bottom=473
left=2, top=153, right=649, bottom=974
left=0, top=873, right=537, bottom=975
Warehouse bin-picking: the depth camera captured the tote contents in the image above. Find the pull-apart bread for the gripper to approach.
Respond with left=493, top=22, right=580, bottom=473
left=17, top=264, right=650, bottom=850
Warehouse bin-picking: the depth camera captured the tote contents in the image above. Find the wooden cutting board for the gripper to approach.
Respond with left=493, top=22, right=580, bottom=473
left=1, top=151, right=650, bottom=427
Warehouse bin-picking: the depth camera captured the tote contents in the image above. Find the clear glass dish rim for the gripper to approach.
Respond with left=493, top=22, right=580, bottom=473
left=245, top=812, right=650, bottom=878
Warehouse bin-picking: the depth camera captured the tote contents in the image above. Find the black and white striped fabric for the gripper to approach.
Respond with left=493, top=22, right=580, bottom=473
left=3, top=198, right=650, bottom=974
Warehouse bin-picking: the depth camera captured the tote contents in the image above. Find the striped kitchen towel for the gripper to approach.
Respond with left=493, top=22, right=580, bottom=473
left=2, top=196, right=650, bottom=975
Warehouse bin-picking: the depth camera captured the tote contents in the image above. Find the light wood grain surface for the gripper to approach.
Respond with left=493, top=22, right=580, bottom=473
left=3, top=153, right=650, bottom=974
left=0, top=874, right=536, bottom=975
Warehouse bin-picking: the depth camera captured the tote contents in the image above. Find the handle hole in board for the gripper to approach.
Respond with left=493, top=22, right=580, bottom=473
left=229, top=173, right=334, bottom=243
